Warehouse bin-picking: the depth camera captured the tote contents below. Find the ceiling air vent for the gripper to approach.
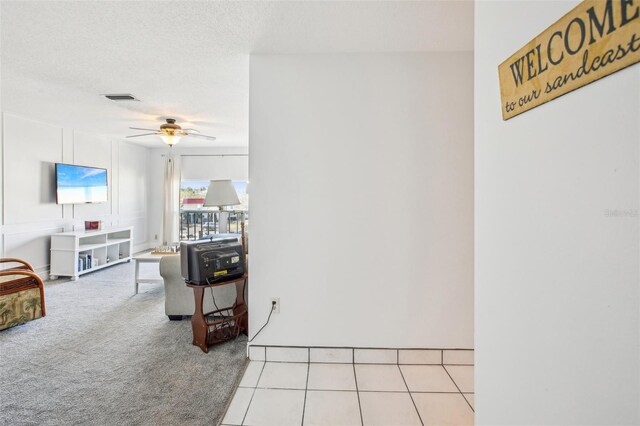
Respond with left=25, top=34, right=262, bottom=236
left=103, top=93, right=139, bottom=102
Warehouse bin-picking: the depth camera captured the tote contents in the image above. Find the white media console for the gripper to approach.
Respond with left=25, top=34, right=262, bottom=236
left=50, top=226, right=133, bottom=280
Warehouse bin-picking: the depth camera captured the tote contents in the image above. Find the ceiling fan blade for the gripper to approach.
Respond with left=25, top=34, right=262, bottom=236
left=129, top=127, right=159, bottom=132
left=186, top=133, right=217, bottom=141
left=181, top=129, right=200, bottom=133
left=126, top=133, right=158, bottom=138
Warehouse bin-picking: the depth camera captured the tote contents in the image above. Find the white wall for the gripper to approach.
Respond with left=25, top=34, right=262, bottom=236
left=475, top=2, right=639, bottom=424
left=0, top=113, right=151, bottom=276
left=249, top=53, right=473, bottom=348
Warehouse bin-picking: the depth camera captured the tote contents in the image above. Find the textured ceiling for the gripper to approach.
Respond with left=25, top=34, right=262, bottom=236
left=1, top=1, right=473, bottom=148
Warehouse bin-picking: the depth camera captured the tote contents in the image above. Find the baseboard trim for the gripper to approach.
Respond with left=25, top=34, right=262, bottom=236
left=246, top=345, right=474, bottom=365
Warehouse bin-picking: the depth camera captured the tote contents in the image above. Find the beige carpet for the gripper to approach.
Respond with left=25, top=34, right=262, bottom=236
left=0, top=261, right=248, bottom=426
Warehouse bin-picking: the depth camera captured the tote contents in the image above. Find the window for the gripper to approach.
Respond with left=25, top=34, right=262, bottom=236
left=179, top=180, right=248, bottom=240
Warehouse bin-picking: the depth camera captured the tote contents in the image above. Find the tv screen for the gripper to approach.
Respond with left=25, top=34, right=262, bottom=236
left=55, top=163, right=108, bottom=204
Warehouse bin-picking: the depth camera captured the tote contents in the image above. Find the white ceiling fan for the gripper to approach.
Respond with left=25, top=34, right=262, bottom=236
left=127, top=118, right=216, bottom=146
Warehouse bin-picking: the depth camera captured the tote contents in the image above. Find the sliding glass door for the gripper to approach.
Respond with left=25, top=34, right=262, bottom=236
left=178, top=154, right=248, bottom=241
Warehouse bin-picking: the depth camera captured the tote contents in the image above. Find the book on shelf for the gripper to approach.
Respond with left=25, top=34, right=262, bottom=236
left=78, top=253, right=92, bottom=271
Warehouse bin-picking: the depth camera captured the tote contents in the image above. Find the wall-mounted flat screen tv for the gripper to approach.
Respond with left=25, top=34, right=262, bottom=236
left=55, top=163, right=108, bottom=204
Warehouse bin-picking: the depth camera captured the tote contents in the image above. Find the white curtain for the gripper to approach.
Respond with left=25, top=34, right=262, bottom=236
left=162, top=155, right=181, bottom=244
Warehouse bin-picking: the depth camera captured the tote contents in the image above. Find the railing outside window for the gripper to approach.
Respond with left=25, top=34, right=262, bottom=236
left=180, top=210, right=247, bottom=241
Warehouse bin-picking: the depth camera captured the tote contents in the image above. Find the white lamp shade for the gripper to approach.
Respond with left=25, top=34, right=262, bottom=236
left=203, top=179, right=240, bottom=207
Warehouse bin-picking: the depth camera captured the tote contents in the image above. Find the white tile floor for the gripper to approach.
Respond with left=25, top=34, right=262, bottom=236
left=221, top=361, right=474, bottom=426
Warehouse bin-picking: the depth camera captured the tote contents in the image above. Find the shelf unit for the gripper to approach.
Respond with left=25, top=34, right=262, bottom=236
left=50, top=227, right=133, bottom=280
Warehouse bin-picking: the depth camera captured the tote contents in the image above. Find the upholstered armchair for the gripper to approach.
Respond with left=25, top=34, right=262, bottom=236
left=159, top=255, right=236, bottom=320
left=0, top=258, right=46, bottom=331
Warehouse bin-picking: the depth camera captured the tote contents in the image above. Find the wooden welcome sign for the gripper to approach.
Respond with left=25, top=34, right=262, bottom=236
left=499, top=0, right=640, bottom=120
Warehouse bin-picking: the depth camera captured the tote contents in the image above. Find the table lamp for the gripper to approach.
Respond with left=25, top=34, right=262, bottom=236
left=203, top=179, right=240, bottom=233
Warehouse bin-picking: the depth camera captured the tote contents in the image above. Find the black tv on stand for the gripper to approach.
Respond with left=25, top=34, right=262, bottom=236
left=180, top=235, right=244, bottom=285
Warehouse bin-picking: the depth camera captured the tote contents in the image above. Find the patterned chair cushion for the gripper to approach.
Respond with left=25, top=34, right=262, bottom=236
left=0, top=272, right=45, bottom=331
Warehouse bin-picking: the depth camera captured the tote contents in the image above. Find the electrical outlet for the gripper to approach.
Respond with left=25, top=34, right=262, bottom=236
left=270, top=297, right=280, bottom=313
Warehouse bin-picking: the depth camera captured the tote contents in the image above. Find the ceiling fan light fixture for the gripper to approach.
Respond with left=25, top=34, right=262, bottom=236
left=160, top=133, right=182, bottom=146
left=128, top=118, right=216, bottom=144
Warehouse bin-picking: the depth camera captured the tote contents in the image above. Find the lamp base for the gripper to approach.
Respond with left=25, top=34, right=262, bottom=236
left=218, top=208, right=229, bottom=234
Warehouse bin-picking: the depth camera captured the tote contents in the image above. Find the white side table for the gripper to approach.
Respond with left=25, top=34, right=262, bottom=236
left=133, top=252, right=179, bottom=295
